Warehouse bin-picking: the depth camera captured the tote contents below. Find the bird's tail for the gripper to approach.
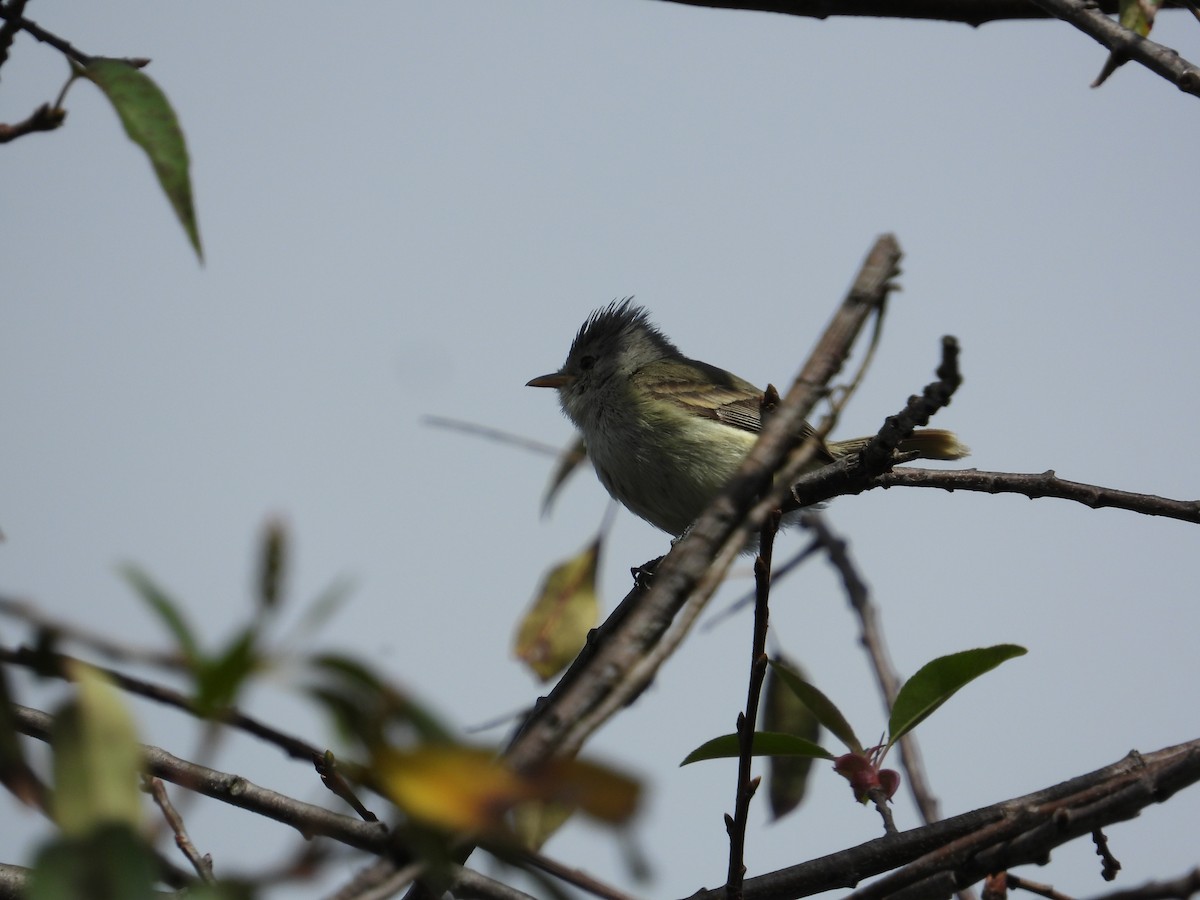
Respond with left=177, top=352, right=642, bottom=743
left=828, top=428, right=970, bottom=462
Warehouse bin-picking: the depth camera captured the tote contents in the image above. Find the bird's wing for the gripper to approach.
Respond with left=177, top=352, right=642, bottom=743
left=639, top=358, right=830, bottom=461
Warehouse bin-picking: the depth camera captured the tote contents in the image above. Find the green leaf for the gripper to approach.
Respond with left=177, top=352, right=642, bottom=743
left=120, top=563, right=200, bottom=666
left=195, top=625, right=260, bottom=715
left=286, top=575, right=355, bottom=642
left=256, top=518, right=288, bottom=612
left=541, top=435, right=588, bottom=516
left=763, top=656, right=822, bottom=819
left=28, top=824, right=158, bottom=900
left=52, top=663, right=142, bottom=835
left=306, top=653, right=453, bottom=746
left=81, top=58, right=203, bottom=261
left=888, top=644, right=1027, bottom=747
left=680, top=731, right=833, bottom=766
left=768, top=659, right=862, bottom=754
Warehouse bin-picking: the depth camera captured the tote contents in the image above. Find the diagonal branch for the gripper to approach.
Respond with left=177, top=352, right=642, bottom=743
left=0, top=6, right=92, bottom=66
left=1024, top=0, right=1200, bottom=95
left=683, top=739, right=1200, bottom=900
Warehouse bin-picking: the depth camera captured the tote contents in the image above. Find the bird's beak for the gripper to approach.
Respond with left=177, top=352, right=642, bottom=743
left=526, top=372, right=572, bottom=388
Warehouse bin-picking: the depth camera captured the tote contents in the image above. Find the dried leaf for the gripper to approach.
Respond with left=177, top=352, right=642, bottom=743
left=514, top=539, right=600, bottom=680
left=373, top=744, right=638, bottom=837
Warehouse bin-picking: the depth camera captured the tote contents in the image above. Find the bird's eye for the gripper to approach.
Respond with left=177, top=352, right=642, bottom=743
left=579, top=355, right=596, bottom=371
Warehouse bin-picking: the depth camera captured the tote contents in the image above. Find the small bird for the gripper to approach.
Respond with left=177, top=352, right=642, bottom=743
left=528, top=299, right=968, bottom=538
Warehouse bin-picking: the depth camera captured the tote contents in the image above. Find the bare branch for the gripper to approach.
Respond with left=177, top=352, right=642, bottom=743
left=1084, top=868, right=1200, bottom=900
left=653, top=0, right=1186, bottom=25
left=1025, top=0, right=1200, bottom=94
left=873, top=468, right=1200, bottom=524
left=12, top=703, right=391, bottom=854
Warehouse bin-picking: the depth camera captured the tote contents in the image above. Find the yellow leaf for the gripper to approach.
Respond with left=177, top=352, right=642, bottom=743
left=1119, top=0, right=1161, bottom=36
left=374, top=745, right=529, bottom=834
left=372, top=745, right=640, bottom=838
left=535, top=756, right=640, bottom=824
left=512, top=799, right=574, bottom=851
left=514, top=539, right=600, bottom=681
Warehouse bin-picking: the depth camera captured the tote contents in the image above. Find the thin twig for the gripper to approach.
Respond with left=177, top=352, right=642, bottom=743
left=0, top=102, right=65, bottom=143
left=0, top=595, right=185, bottom=667
left=422, top=415, right=562, bottom=457
left=315, top=752, right=379, bottom=823
left=0, top=7, right=92, bottom=65
left=800, top=511, right=944, bottom=828
left=142, top=775, right=217, bottom=884
left=1007, top=873, right=1077, bottom=900
left=326, top=860, right=427, bottom=900
left=520, top=850, right=641, bottom=900
left=1093, top=828, right=1121, bottom=881
left=726, top=511, right=782, bottom=898
left=1083, top=868, right=1200, bottom=900
left=703, top=538, right=821, bottom=630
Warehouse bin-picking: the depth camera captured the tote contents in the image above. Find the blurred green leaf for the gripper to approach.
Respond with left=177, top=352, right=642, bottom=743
left=120, top=564, right=200, bottom=666
left=52, top=663, right=142, bottom=835
left=763, top=657, right=822, bottom=819
left=541, top=435, right=587, bottom=516
left=680, top=731, right=833, bottom=766
left=257, top=519, right=288, bottom=612
left=285, top=575, right=355, bottom=644
left=306, top=653, right=452, bottom=748
left=81, top=58, right=203, bottom=261
left=888, top=644, right=1027, bottom=747
left=195, top=626, right=261, bottom=715
left=768, top=660, right=862, bottom=754
left=28, top=823, right=157, bottom=900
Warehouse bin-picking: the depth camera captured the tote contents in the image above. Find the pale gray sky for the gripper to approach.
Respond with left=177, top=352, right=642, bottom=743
left=3, top=2, right=1198, bottom=897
